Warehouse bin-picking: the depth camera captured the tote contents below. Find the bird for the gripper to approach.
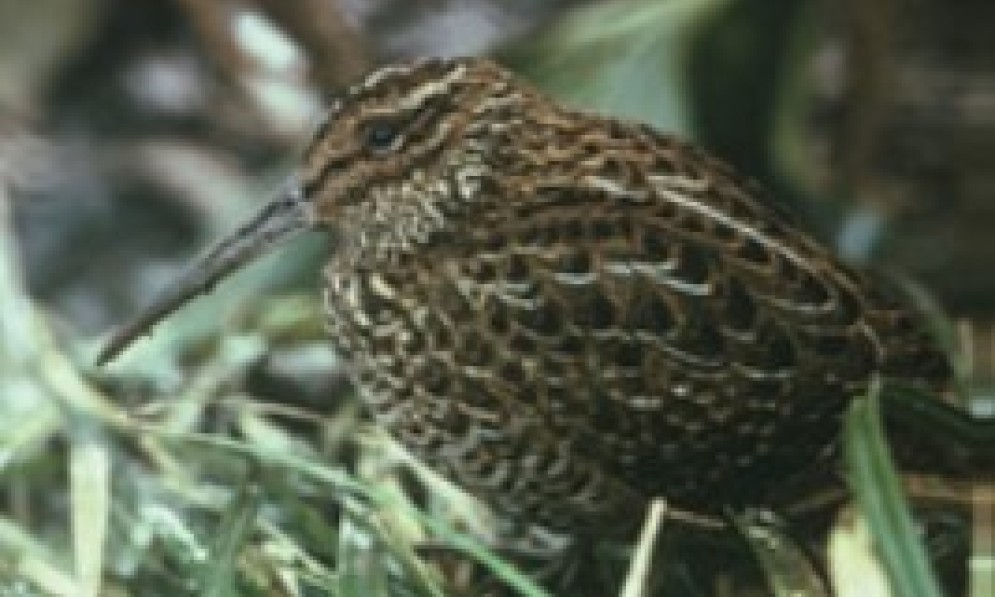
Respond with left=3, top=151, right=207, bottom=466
left=98, top=56, right=949, bottom=570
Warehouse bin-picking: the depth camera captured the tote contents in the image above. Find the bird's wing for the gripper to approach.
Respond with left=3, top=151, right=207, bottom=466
left=412, top=139, right=948, bottom=507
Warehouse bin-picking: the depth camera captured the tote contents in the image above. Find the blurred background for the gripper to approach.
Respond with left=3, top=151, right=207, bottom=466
left=0, top=0, right=992, bottom=596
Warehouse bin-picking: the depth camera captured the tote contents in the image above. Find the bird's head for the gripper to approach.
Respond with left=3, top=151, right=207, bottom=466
left=97, top=57, right=532, bottom=364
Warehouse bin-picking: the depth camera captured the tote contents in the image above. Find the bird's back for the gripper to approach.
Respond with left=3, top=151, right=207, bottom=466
left=323, top=81, right=950, bottom=529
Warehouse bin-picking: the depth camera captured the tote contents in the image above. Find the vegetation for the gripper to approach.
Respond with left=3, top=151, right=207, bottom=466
left=0, top=0, right=990, bottom=595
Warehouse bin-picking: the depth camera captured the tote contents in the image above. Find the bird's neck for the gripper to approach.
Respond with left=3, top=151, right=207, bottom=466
left=330, top=147, right=497, bottom=271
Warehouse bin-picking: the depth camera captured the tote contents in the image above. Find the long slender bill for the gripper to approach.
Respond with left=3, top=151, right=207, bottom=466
left=97, top=186, right=314, bottom=365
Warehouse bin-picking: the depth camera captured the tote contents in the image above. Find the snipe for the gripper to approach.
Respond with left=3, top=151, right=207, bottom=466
left=99, top=57, right=949, bottom=540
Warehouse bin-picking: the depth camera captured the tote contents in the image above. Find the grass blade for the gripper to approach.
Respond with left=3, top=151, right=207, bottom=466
left=69, top=424, right=110, bottom=597
left=200, top=483, right=264, bottom=597
left=843, top=381, right=943, bottom=597
left=970, top=483, right=994, bottom=597
left=620, top=498, right=668, bottom=597
left=730, top=508, right=828, bottom=597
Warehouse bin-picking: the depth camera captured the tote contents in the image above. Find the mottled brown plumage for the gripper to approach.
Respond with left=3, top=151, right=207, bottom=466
left=100, top=58, right=949, bottom=538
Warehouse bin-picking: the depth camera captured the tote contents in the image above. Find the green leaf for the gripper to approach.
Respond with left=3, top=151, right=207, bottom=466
left=200, top=483, right=264, bottom=597
left=843, top=381, right=943, bottom=597
left=502, top=0, right=735, bottom=136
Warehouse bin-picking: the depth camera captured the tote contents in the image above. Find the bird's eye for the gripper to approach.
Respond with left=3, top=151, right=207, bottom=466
left=363, top=121, right=400, bottom=153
